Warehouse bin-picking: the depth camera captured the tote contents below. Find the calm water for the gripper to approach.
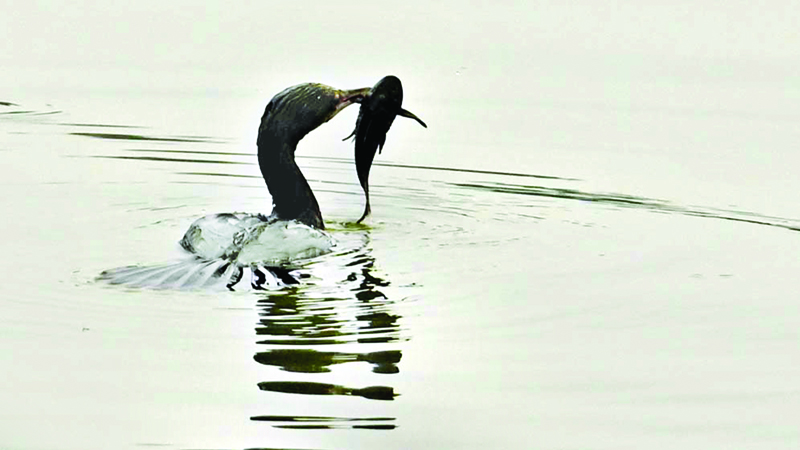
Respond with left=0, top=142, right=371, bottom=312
left=3, top=3, right=800, bottom=449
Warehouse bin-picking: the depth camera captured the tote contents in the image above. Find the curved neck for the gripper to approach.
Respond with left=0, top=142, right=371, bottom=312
left=257, top=136, right=324, bottom=229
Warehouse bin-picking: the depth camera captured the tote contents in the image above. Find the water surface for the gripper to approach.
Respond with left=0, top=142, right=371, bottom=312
left=3, top=2, right=800, bottom=449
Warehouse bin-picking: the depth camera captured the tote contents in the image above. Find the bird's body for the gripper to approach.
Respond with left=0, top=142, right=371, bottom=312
left=179, top=213, right=333, bottom=266
left=256, top=82, right=371, bottom=229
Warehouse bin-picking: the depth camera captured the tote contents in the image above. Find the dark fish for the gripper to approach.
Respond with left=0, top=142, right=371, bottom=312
left=344, top=75, right=427, bottom=223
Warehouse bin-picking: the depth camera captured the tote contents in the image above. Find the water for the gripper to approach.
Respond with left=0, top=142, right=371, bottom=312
left=3, top=2, right=800, bottom=449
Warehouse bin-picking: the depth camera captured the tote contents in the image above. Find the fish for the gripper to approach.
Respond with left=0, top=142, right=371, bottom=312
left=344, top=75, right=427, bottom=223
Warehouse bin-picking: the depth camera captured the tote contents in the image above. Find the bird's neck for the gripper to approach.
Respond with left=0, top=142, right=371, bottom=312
left=257, top=137, right=324, bottom=229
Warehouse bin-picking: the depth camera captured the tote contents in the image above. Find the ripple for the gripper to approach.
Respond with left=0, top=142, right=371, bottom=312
left=254, top=273, right=407, bottom=345
left=257, top=381, right=397, bottom=400
left=59, top=122, right=142, bottom=129
left=70, top=131, right=225, bottom=143
left=90, top=154, right=249, bottom=165
left=254, top=349, right=401, bottom=374
left=452, top=180, right=800, bottom=233
left=251, top=235, right=408, bottom=430
left=128, top=148, right=251, bottom=156
left=0, top=101, right=62, bottom=118
left=250, top=415, right=396, bottom=430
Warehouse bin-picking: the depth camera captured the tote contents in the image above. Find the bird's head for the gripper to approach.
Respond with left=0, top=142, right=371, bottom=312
left=257, top=83, right=370, bottom=146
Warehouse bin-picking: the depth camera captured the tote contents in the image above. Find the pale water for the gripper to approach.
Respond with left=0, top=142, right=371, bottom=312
left=2, top=2, right=800, bottom=449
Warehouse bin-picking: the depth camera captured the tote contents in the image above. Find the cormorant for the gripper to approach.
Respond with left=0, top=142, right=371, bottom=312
left=99, top=78, right=425, bottom=290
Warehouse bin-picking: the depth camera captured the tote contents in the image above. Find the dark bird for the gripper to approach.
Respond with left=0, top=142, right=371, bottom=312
left=344, top=75, right=427, bottom=222
left=256, top=82, right=370, bottom=229
left=99, top=79, right=424, bottom=289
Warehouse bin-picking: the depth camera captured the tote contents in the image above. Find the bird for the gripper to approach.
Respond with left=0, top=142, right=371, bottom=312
left=99, top=78, right=424, bottom=290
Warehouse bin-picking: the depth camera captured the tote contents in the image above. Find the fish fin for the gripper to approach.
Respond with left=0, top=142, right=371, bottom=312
left=398, top=108, right=427, bottom=128
left=378, top=136, right=386, bottom=154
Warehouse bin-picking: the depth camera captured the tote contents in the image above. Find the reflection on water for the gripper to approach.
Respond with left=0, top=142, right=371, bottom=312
left=251, top=415, right=396, bottom=430
left=93, top=153, right=250, bottom=165
left=70, top=131, right=224, bottom=143
left=257, top=381, right=397, bottom=400
left=252, top=244, right=405, bottom=431
left=0, top=100, right=61, bottom=117
left=254, top=349, right=401, bottom=374
left=254, top=250, right=404, bottom=345
left=59, top=122, right=142, bottom=128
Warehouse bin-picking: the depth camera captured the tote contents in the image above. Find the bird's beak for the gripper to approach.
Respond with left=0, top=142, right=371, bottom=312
left=331, top=87, right=371, bottom=118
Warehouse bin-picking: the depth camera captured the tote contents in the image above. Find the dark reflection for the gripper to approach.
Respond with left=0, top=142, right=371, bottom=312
left=0, top=109, right=33, bottom=115
left=258, top=381, right=397, bottom=401
left=70, top=131, right=222, bottom=143
left=255, top=254, right=405, bottom=346
left=251, top=415, right=396, bottom=430
left=275, top=424, right=396, bottom=430
left=91, top=155, right=248, bottom=165
left=454, top=180, right=800, bottom=233
left=177, top=172, right=258, bottom=178
left=60, top=122, right=141, bottom=128
left=254, top=294, right=403, bottom=346
left=87, top=148, right=251, bottom=167
left=235, top=448, right=324, bottom=450
left=253, top=244, right=405, bottom=431
left=254, top=349, right=401, bottom=374
left=0, top=109, right=61, bottom=116
left=128, top=148, right=251, bottom=156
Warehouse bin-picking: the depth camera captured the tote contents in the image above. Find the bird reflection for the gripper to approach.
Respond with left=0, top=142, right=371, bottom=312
left=254, top=349, right=401, bottom=374
left=254, top=251, right=405, bottom=347
left=250, top=415, right=396, bottom=430
left=257, top=381, right=397, bottom=401
left=253, top=244, right=405, bottom=430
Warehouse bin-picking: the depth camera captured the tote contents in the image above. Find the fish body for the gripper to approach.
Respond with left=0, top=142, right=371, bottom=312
left=346, top=75, right=426, bottom=222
